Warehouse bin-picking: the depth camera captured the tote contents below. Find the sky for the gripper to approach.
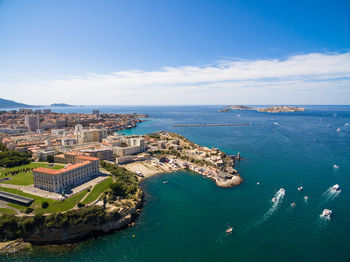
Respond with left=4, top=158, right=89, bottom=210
left=0, top=0, right=349, bottom=105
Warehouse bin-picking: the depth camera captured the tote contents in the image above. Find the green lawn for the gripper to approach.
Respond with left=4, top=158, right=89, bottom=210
left=0, top=207, right=16, bottom=215
left=0, top=163, right=65, bottom=185
left=0, top=186, right=88, bottom=214
left=82, top=177, right=112, bottom=205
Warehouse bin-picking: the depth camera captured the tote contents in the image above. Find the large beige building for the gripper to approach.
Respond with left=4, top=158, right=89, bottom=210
left=113, top=137, right=146, bottom=156
left=33, top=155, right=99, bottom=193
left=76, top=127, right=107, bottom=144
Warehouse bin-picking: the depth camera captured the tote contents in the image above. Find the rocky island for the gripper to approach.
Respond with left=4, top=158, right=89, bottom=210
left=218, top=105, right=305, bottom=113
left=258, top=106, right=305, bottom=113
left=218, top=105, right=255, bottom=112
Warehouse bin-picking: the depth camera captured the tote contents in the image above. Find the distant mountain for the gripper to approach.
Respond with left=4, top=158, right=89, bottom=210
left=0, top=98, right=31, bottom=108
left=50, top=103, right=75, bottom=107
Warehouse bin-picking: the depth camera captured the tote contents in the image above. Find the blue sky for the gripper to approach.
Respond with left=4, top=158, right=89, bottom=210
left=0, top=0, right=349, bottom=105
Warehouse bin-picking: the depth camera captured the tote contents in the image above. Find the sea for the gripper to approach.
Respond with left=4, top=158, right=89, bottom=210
left=1, top=105, right=350, bottom=262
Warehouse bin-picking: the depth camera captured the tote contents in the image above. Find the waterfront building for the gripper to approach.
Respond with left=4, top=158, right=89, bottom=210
left=113, top=137, right=146, bottom=156
left=33, top=155, right=99, bottom=192
left=24, top=115, right=40, bottom=132
left=43, top=109, right=51, bottom=114
left=19, top=109, right=33, bottom=114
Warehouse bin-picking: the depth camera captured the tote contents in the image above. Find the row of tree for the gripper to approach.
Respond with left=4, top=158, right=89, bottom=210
left=4, top=167, right=33, bottom=176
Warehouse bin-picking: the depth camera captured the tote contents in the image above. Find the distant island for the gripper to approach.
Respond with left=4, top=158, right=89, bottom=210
left=50, top=103, right=75, bottom=107
left=258, top=106, right=305, bottom=113
left=219, top=105, right=305, bottom=113
left=218, top=105, right=254, bottom=112
left=0, top=98, right=31, bottom=108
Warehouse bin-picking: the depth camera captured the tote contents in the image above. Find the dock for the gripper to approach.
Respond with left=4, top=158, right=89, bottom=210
left=172, top=124, right=249, bottom=127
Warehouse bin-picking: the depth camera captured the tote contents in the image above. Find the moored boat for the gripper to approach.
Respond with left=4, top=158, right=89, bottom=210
left=298, top=186, right=303, bottom=191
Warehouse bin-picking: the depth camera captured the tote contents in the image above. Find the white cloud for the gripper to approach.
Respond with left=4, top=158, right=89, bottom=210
left=1, top=52, right=350, bottom=105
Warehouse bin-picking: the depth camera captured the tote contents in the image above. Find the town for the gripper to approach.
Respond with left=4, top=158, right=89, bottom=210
left=0, top=109, right=241, bottom=213
left=0, top=108, right=242, bottom=248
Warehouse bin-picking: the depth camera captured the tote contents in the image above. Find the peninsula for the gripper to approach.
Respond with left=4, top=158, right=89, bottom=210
left=0, top=109, right=243, bottom=253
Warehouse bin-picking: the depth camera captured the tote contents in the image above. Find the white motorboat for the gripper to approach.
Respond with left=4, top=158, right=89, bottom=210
left=226, top=227, right=233, bottom=234
left=291, top=202, right=296, bottom=207
left=320, top=209, right=332, bottom=219
left=272, top=197, right=277, bottom=203
left=331, top=184, right=340, bottom=191
left=298, top=186, right=303, bottom=191
left=333, top=164, right=339, bottom=169
left=337, top=128, right=341, bottom=132
left=163, top=181, right=168, bottom=184
left=304, top=196, right=308, bottom=200
left=257, top=182, right=260, bottom=185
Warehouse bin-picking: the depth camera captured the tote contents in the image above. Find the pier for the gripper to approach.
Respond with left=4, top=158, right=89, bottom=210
left=172, top=124, right=249, bottom=127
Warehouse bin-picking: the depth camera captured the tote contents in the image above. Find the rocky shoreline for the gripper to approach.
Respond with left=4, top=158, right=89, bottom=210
left=0, top=199, right=142, bottom=254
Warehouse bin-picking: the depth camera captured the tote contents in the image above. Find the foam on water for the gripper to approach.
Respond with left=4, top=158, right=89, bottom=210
left=255, top=188, right=285, bottom=226
left=321, top=188, right=341, bottom=203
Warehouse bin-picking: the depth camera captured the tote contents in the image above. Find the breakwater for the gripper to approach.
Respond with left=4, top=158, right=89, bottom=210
left=172, top=124, right=249, bottom=127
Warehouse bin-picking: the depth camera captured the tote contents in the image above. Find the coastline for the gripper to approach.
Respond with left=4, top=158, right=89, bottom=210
left=0, top=130, right=243, bottom=254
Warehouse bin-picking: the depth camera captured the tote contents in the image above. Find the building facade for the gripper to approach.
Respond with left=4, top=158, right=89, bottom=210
left=33, top=155, right=99, bottom=193
left=24, top=115, right=40, bottom=132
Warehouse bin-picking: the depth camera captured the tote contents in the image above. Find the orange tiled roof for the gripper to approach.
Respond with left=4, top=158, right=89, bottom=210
left=33, top=161, right=91, bottom=175
left=75, top=155, right=99, bottom=161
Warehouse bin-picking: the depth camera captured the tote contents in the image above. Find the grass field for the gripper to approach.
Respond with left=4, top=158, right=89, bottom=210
left=0, top=163, right=64, bottom=185
left=0, top=186, right=89, bottom=214
left=82, top=177, right=113, bottom=205
left=0, top=207, right=16, bottom=215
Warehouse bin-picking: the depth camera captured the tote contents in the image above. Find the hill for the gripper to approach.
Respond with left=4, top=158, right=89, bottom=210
left=0, top=98, right=31, bottom=108
left=50, top=103, right=75, bottom=107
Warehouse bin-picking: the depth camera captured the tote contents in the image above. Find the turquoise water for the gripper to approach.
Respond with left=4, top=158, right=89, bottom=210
left=1, top=105, right=350, bottom=261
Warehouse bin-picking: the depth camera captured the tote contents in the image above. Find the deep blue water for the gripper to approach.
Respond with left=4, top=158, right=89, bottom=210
left=2, top=105, right=350, bottom=262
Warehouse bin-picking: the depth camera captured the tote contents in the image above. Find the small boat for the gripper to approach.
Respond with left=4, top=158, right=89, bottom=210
left=331, top=184, right=340, bottom=191
left=337, top=128, right=341, bottom=132
left=226, top=227, right=233, bottom=234
left=257, top=182, right=260, bottom=185
left=298, top=187, right=303, bottom=191
left=163, top=181, right=168, bottom=184
left=320, top=209, right=332, bottom=219
left=333, top=164, right=339, bottom=169
left=291, top=202, right=296, bottom=207
left=272, top=197, right=277, bottom=203
left=304, top=196, right=308, bottom=200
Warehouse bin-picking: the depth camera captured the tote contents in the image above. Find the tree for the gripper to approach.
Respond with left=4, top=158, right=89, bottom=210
left=46, top=155, right=54, bottom=163
left=42, top=201, right=49, bottom=209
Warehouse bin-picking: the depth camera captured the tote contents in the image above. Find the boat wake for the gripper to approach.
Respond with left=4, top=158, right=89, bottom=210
left=215, top=226, right=233, bottom=243
left=273, top=122, right=280, bottom=126
left=322, top=188, right=341, bottom=203
left=255, top=188, right=285, bottom=226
